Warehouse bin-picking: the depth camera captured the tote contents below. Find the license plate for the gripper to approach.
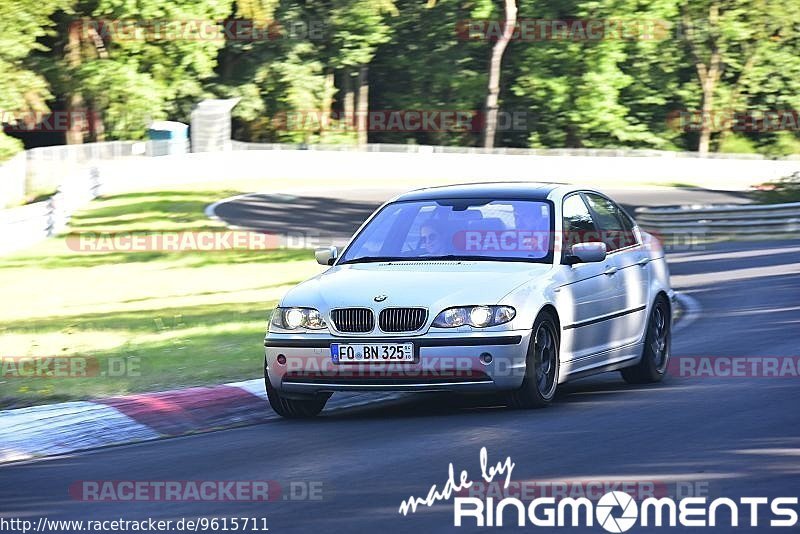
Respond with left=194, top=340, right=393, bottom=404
left=331, top=343, right=414, bottom=363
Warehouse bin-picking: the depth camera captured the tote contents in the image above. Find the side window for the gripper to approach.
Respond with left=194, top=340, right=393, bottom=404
left=618, top=207, right=637, bottom=234
left=562, top=194, right=599, bottom=252
left=583, top=193, right=638, bottom=252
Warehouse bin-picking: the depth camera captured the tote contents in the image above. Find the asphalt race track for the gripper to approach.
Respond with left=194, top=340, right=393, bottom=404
left=2, top=187, right=799, bottom=533
left=210, top=187, right=751, bottom=247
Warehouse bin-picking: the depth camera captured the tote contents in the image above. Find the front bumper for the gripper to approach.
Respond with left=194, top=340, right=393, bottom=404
left=264, top=331, right=532, bottom=394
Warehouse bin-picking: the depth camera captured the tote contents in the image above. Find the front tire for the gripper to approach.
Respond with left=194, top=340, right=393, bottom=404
left=265, top=366, right=330, bottom=418
left=621, top=295, right=671, bottom=384
left=507, top=311, right=560, bottom=409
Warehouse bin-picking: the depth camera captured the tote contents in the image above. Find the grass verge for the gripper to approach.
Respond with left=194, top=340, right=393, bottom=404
left=0, top=186, right=322, bottom=409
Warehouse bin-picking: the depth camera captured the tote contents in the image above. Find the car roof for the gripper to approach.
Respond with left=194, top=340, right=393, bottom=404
left=394, top=182, right=570, bottom=202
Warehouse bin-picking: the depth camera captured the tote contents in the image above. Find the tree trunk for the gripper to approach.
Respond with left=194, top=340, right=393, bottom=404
left=65, top=21, right=85, bottom=145
left=683, top=2, right=722, bottom=156
left=698, top=75, right=716, bottom=155
left=343, top=69, right=355, bottom=132
left=356, top=65, right=369, bottom=146
left=719, top=48, right=759, bottom=147
left=320, top=70, right=335, bottom=143
left=483, top=0, right=517, bottom=149
left=90, top=104, right=105, bottom=142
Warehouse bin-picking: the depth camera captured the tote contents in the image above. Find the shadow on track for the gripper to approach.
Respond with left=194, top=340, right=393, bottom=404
left=311, top=374, right=685, bottom=422
left=213, top=193, right=386, bottom=240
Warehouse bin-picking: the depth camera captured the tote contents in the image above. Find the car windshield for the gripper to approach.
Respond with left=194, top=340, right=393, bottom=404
left=338, top=198, right=553, bottom=264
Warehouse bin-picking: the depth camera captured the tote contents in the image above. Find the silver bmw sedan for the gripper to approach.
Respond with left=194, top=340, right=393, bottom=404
left=264, top=182, right=674, bottom=418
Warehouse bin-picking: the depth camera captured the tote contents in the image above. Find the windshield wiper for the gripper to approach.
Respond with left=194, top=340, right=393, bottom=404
left=410, top=254, right=483, bottom=261
left=338, top=254, right=529, bottom=264
left=399, top=254, right=544, bottom=262
left=337, top=256, right=411, bottom=265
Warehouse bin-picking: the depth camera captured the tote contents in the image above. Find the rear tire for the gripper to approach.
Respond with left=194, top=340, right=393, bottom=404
left=265, top=365, right=330, bottom=418
left=621, top=295, right=671, bottom=384
left=507, top=311, right=560, bottom=409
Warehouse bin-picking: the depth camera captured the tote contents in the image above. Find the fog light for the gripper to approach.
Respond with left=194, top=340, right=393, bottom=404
left=480, top=352, right=493, bottom=365
left=277, top=354, right=287, bottom=365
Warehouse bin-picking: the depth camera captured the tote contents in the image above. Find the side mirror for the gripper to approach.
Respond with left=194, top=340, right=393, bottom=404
left=314, top=246, right=338, bottom=266
left=565, top=242, right=607, bottom=265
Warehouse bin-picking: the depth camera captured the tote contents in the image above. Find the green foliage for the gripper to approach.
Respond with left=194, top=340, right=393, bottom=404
left=717, top=133, right=757, bottom=154
left=0, top=0, right=64, bottom=156
left=752, top=171, right=800, bottom=204
left=74, top=60, right=166, bottom=138
left=1, top=0, right=799, bottom=154
left=678, top=0, right=800, bottom=152
left=369, top=0, right=487, bottom=146
left=0, top=133, right=24, bottom=162
left=768, top=133, right=800, bottom=158
left=47, top=0, right=235, bottom=139
left=329, top=0, right=396, bottom=68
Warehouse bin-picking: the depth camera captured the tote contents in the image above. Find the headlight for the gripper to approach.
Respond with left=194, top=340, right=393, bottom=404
left=469, top=306, right=493, bottom=327
left=270, top=307, right=327, bottom=331
left=432, top=306, right=516, bottom=328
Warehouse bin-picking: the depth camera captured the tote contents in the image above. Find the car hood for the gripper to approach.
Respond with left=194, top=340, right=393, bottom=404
left=281, top=260, right=553, bottom=311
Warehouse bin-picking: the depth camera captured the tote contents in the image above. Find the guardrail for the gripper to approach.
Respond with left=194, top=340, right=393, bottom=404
left=231, top=140, right=800, bottom=160
left=0, top=202, right=51, bottom=255
left=0, top=140, right=183, bottom=208
left=25, top=140, right=185, bottom=201
left=0, top=166, right=102, bottom=255
left=635, top=202, right=800, bottom=239
left=0, top=152, right=26, bottom=207
left=3, top=140, right=798, bottom=208
left=2, top=140, right=799, bottom=256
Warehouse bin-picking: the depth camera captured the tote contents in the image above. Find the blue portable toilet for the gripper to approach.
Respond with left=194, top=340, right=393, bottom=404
left=146, top=121, right=189, bottom=156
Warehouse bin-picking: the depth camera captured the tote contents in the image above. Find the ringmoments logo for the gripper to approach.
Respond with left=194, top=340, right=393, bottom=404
left=452, top=492, right=800, bottom=529
left=398, top=448, right=800, bottom=530
left=596, top=491, right=637, bottom=532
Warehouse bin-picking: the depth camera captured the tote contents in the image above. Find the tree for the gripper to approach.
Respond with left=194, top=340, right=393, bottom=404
left=0, top=0, right=64, bottom=158
left=508, top=0, right=672, bottom=149
left=215, top=0, right=396, bottom=144
left=483, top=0, right=516, bottom=148
left=680, top=1, right=722, bottom=154
left=4, top=0, right=800, bottom=156
left=679, top=0, right=800, bottom=154
left=50, top=0, right=233, bottom=141
left=329, top=0, right=397, bottom=144
left=369, top=0, right=489, bottom=146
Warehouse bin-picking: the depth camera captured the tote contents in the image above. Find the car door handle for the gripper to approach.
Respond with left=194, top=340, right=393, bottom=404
left=603, top=266, right=618, bottom=276
left=636, top=258, right=651, bottom=267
